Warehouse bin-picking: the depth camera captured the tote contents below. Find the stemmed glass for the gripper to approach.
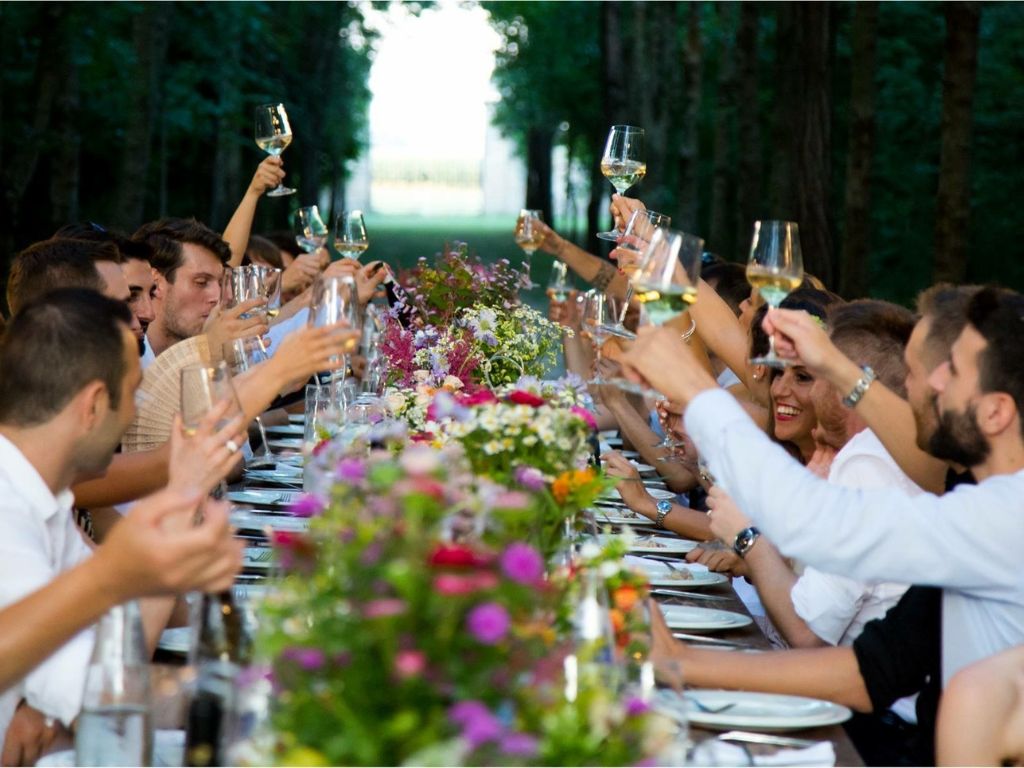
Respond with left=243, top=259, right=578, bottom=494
left=746, top=220, right=803, bottom=367
left=295, top=206, right=329, bottom=254
left=580, top=291, right=612, bottom=385
left=597, top=125, right=646, bottom=241
left=333, top=211, right=369, bottom=260
left=603, top=209, right=671, bottom=340
left=514, top=209, right=545, bottom=288
left=180, top=362, right=245, bottom=496
left=546, top=260, right=571, bottom=303
left=253, top=104, right=296, bottom=197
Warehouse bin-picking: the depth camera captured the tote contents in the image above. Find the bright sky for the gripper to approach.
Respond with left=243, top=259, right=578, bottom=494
left=364, top=1, right=501, bottom=161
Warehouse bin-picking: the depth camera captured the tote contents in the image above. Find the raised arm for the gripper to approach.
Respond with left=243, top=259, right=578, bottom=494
left=222, top=157, right=286, bottom=267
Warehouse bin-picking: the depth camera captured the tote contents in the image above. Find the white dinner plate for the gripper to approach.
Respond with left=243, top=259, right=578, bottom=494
left=227, top=490, right=300, bottom=507
left=37, top=730, right=185, bottom=767
left=265, top=423, right=305, bottom=436
left=243, top=547, right=274, bottom=570
left=157, top=627, right=192, bottom=655
left=242, top=469, right=302, bottom=485
left=659, top=604, right=753, bottom=632
left=619, top=450, right=641, bottom=459
left=653, top=689, right=852, bottom=732
left=601, top=487, right=675, bottom=502
left=288, top=413, right=306, bottom=424
left=601, top=534, right=698, bottom=555
left=626, top=556, right=730, bottom=588
left=230, top=509, right=309, bottom=533
left=631, top=462, right=657, bottom=474
left=588, top=509, right=659, bottom=527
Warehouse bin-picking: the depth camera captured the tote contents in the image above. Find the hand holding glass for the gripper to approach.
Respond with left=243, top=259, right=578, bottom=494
left=746, top=220, right=803, bottom=367
left=333, top=211, right=369, bottom=260
left=253, top=104, right=296, bottom=197
left=296, top=206, right=329, bottom=254
left=597, top=125, right=646, bottom=241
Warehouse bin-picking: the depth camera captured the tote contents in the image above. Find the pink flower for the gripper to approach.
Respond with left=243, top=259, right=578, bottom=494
left=466, top=602, right=510, bottom=645
left=460, top=389, right=499, bottom=407
left=280, top=646, right=324, bottom=671
left=287, top=494, right=324, bottom=519
left=449, top=700, right=503, bottom=748
left=514, top=465, right=546, bottom=491
left=434, top=572, right=499, bottom=595
left=507, top=390, right=546, bottom=407
left=363, top=598, right=407, bottom=618
left=570, top=405, right=598, bottom=430
left=491, top=491, right=532, bottom=510
left=500, top=543, right=544, bottom=585
left=394, top=650, right=426, bottom=679
left=335, top=457, right=367, bottom=483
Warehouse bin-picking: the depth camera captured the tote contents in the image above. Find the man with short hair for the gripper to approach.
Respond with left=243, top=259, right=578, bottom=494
left=5, top=239, right=105, bottom=316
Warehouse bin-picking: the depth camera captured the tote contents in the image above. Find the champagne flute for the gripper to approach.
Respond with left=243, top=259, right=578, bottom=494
left=333, top=211, right=369, bottom=260
left=514, top=209, right=545, bottom=288
left=295, top=206, right=329, bottom=254
left=597, top=125, right=646, bottom=241
left=746, top=220, right=803, bottom=367
left=254, top=104, right=296, bottom=197
left=546, top=260, right=571, bottom=303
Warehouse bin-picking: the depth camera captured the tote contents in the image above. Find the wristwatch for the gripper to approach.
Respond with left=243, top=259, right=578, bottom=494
left=842, top=366, right=877, bottom=408
left=732, top=526, right=761, bottom=557
left=655, top=499, right=673, bottom=529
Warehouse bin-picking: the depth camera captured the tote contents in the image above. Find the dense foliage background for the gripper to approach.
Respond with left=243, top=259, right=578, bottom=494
left=1, top=1, right=1022, bottom=310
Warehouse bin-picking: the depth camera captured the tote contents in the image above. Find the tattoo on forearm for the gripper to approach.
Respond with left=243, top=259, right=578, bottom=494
left=591, top=261, right=617, bottom=291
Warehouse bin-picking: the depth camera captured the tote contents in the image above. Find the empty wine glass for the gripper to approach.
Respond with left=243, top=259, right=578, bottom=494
left=333, top=211, right=369, bottom=260
left=295, top=206, right=329, bottom=254
left=308, top=275, right=361, bottom=377
left=597, top=125, right=646, bottom=241
left=180, top=362, right=245, bottom=496
left=580, top=291, right=612, bottom=385
left=254, top=104, right=296, bottom=197
left=746, top=220, right=804, bottom=368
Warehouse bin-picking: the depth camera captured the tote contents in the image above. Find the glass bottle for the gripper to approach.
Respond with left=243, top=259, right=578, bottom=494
left=184, top=592, right=250, bottom=767
left=76, top=601, right=152, bottom=767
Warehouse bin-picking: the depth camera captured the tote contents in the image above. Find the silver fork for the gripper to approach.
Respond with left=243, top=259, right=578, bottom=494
left=248, top=549, right=273, bottom=563
left=687, top=695, right=737, bottom=714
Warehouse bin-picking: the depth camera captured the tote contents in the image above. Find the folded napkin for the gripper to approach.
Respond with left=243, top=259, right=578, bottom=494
left=690, top=738, right=836, bottom=767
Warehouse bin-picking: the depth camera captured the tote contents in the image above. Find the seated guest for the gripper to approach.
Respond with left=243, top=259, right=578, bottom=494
left=0, top=289, right=245, bottom=760
left=624, top=286, right=1024, bottom=684
left=5, top=239, right=106, bottom=315
left=936, top=644, right=1024, bottom=766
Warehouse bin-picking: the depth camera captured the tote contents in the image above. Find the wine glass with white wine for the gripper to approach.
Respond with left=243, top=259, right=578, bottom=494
left=546, top=260, right=571, bottom=303
left=254, top=104, right=296, bottom=197
left=745, top=220, right=803, bottom=368
left=596, top=125, right=646, bottom=241
left=295, top=206, right=329, bottom=254
left=514, top=208, right=545, bottom=288
left=603, top=208, right=671, bottom=340
left=333, top=211, right=369, bottom=260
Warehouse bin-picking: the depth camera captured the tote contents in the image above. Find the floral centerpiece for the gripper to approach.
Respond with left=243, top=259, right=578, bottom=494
left=460, top=305, right=567, bottom=388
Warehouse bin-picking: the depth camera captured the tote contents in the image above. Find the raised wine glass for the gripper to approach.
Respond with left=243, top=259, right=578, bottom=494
left=546, top=260, right=571, bottom=303
left=254, top=104, right=296, bottom=197
left=295, top=206, right=329, bottom=254
left=596, top=125, right=646, bottom=241
left=603, top=209, right=672, bottom=340
left=514, top=209, right=545, bottom=288
left=745, top=220, right=803, bottom=367
left=308, top=275, right=361, bottom=388
left=580, top=291, right=613, bottom=386
left=180, top=362, right=245, bottom=496
left=333, top=211, right=369, bottom=260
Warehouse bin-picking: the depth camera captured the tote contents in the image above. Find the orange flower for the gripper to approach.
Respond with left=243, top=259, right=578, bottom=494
left=608, top=607, right=626, bottom=634
left=552, top=473, right=572, bottom=505
left=613, top=585, right=639, bottom=612
left=572, top=468, right=595, bottom=487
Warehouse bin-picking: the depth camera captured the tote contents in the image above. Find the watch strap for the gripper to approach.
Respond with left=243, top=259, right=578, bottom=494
left=732, top=526, right=761, bottom=557
left=842, top=366, right=877, bottom=408
left=655, top=500, right=673, bottom=529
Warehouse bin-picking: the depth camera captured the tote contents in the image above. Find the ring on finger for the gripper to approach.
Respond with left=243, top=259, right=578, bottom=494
left=225, top=439, right=240, bottom=453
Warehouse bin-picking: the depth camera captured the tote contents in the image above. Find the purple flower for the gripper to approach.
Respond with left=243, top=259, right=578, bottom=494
left=499, top=733, right=539, bottom=757
left=336, top=457, right=366, bottom=484
left=466, top=602, right=510, bottom=645
left=288, top=494, right=324, bottom=518
left=500, top=543, right=544, bottom=585
left=514, top=465, right=546, bottom=491
left=625, top=697, right=650, bottom=717
left=280, top=646, right=325, bottom=671
left=449, top=700, right=503, bottom=748
left=363, top=598, right=407, bottom=618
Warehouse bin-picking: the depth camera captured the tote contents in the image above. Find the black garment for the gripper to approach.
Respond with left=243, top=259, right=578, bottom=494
left=944, top=467, right=976, bottom=491
left=849, top=586, right=942, bottom=766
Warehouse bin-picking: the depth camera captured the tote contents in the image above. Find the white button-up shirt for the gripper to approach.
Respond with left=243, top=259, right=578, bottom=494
left=0, top=435, right=94, bottom=735
left=686, top=388, right=1024, bottom=684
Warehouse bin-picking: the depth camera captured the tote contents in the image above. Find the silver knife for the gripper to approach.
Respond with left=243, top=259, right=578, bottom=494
left=652, top=588, right=730, bottom=602
left=672, top=632, right=759, bottom=649
left=718, top=731, right=818, bottom=748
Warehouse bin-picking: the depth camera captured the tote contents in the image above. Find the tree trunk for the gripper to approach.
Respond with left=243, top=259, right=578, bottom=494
left=768, top=3, right=798, bottom=218
left=602, top=1, right=627, bottom=127
left=49, top=31, right=81, bottom=229
left=793, top=3, right=835, bottom=288
left=677, top=2, right=703, bottom=233
left=209, top=18, right=242, bottom=228
left=113, top=3, right=170, bottom=229
left=709, top=3, right=736, bottom=257
left=734, top=2, right=762, bottom=257
left=525, top=127, right=553, bottom=219
left=932, top=2, right=980, bottom=285
left=839, top=2, right=878, bottom=299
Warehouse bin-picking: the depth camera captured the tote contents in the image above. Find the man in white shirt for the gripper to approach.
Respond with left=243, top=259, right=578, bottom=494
left=623, top=286, right=1024, bottom=686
